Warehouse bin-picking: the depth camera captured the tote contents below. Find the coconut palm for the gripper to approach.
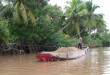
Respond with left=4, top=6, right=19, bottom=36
left=84, top=0, right=100, bottom=31
left=0, top=0, right=36, bottom=25
left=85, top=0, right=100, bottom=21
left=92, top=14, right=106, bottom=38
left=93, top=14, right=105, bottom=31
left=64, top=0, right=88, bottom=35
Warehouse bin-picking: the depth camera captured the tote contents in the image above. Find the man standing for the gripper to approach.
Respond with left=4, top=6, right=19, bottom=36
left=77, top=35, right=82, bottom=50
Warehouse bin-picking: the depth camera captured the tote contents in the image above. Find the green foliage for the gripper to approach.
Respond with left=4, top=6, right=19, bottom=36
left=48, top=32, right=78, bottom=47
left=64, top=0, right=105, bottom=37
left=46, top=5, right=64, bottom=30
left=83, top=36, right=102, bottom=47
left=0, top=0, right=109, bottom=48
left=0, top=0, right=36, bottom=26
left=0, top=19, right=10, bottom=42
left=99, top=33, right=110, bottom=46
left=10, top=25, right=40, bottom=44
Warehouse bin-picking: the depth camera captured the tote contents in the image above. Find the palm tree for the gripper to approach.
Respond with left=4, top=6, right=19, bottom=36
left=63, top=0, right=105, bottom=37
left=84, top=0, right=100, bottom=31
left=85, top=0, right=100, bottom=21
left=0, top=0, right=36, bottom=25
left=93, top=14, right=105, bottom=30
left=92, top=14, right=106, bottom=38
left=75, top=0, right=101, bottom=37
left=64, top=0, right=87, bottom=35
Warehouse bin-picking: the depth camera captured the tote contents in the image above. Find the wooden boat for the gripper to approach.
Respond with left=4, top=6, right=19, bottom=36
left=36, top=47, right=89, bottom=61
left=53, top=47, right=89, bottom=60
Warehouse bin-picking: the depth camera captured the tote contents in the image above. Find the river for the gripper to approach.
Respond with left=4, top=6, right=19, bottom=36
left=0, top=47, right=110, bottom=75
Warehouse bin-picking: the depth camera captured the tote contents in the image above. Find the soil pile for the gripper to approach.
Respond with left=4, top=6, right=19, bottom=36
left=54, top=47, right=81, bottom=53
left=51, top=47, right=81, bottom=58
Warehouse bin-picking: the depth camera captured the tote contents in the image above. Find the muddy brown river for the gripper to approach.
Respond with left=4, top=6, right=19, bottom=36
left=0, top=47, right=110, bottom=75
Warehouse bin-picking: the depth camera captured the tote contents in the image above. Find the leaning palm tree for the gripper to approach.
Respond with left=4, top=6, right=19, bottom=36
left=64, top=0, right=87, bottom=35
left=0, top=0, right=36, bottom=25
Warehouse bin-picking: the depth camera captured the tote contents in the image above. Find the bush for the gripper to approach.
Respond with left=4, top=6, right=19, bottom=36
left=48, top=32, right=78, bottom=47
left=0, top=19, right=10, bottom=42
left=83, top=36, right=102, bottom=47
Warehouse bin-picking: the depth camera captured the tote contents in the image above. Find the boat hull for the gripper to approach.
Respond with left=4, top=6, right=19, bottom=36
left=54, top=47, right=89, bottom=60
left=36, top=47, right=89, bottom=61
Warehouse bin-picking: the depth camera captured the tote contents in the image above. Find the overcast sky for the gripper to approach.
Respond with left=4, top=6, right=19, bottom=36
left=49, top=0, right=110, bottom=30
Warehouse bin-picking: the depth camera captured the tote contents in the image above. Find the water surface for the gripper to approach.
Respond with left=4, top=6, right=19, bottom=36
left=0, top=47, right=110, bottom=75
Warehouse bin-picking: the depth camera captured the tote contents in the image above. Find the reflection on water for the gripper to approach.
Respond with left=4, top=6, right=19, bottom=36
left=0, top=47, right=110, bottom=75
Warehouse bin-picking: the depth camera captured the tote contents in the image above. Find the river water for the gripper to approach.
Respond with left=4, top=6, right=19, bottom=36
left=0, top=47, right=110, bottom=75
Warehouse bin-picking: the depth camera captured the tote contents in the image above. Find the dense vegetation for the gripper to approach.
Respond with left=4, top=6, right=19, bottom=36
left=0, top=0, right=110, bottom=52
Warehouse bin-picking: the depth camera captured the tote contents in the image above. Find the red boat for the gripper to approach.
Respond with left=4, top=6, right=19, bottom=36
left=36, top=53, right=57, bottom=61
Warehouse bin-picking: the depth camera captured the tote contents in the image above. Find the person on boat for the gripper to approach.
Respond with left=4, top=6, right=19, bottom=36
left=77, top=35, right=82, bottom=50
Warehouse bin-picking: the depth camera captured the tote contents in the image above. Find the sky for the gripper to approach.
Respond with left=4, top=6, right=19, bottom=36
left=49, top=0, right=110, bottom=30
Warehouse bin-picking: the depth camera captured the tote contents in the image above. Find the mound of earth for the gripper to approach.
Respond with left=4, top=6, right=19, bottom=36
left=54, top=47, right=81, bottom=53
left=50, top=47, right=81, bottom=58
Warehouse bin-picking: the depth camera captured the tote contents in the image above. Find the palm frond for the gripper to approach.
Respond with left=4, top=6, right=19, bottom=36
left=20, top=3, right=28, bottom=25
left=13, top=1, right=21, bottom=24
left=92, top=5, right=100, bottom=12
left=24, top=5, right=36, bottom=26
left=78, top=9, right=88, bottom=16
left=28, top=10, right=36, bottom=25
